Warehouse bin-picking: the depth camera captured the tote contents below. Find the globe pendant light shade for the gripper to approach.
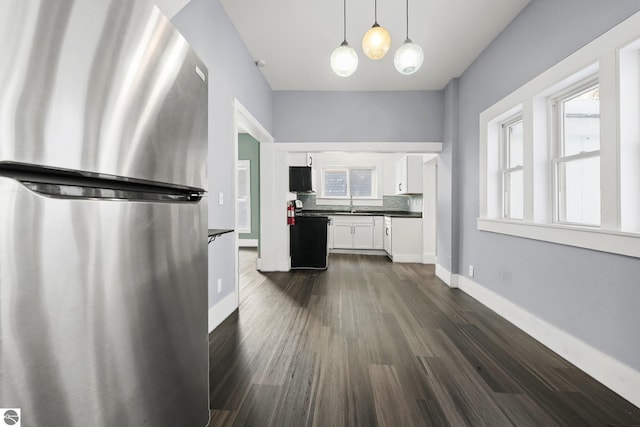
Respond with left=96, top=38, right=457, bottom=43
left=362, top=24, right=391, bottom=60
left=331, top=41, right=358, bottom=77
left=331, top=0, right=358, bottom=77
left=394, top=38, right=424, bottom=75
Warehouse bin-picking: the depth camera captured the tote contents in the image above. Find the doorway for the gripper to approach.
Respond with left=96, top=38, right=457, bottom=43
left=232, top=99, right=273, bottom=307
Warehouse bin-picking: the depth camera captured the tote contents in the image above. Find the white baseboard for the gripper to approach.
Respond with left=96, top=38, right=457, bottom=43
left=392, top=254, right=423, bottom=263
left=330, top=248, right=387, bottom=256
left=238, top=238, right=258, bottom=247
left=422, top=252, right=436, bottom=264
left=208, top=292, right=238, bottom=333
left=256, top=255, right=291, bottom=272
left=457, top=275, right=640, bottom=409
left=435, top=263, right=458, bottom=288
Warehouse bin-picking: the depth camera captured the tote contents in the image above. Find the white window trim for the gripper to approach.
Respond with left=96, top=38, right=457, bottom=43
left=550, top=79, right=601, bottom=226
left=478, top=11, right=640, bottom=259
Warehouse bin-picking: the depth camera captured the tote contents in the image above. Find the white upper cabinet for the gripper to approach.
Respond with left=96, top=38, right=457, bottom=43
left=395, top=155, right=423, bottom=194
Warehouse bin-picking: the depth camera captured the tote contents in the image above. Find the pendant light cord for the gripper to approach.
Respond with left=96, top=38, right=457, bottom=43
left=374, top=0, right=378, bottom=24
left=405, top=0, right=409, bottom=40
left=343, top=0, right=347, bottom=42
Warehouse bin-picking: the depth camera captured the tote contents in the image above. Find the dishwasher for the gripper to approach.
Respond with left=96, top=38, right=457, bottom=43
left=290, top=214, right=330, bottom=269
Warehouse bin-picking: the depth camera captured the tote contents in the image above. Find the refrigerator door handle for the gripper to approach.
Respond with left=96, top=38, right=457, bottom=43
left=0, top=162, right=204, bottom=202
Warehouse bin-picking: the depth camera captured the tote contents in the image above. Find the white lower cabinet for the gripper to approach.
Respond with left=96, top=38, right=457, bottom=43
left=373, top=217, right=384, bottom=250
left=383, top=217, right=391, bottom=254
left=330, top=216, right=384, bottom=250
left=332, top=221, right=355, bottom=248
left=384, top=216, right=422, bottom=263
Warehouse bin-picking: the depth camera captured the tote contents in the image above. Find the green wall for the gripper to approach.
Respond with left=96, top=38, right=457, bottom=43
left=238, top=133, right=260, bottom=242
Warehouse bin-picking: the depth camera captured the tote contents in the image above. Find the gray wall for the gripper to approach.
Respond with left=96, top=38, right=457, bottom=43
left=172, top=0, right=273, bottom=307
left=437, top=79, right=458, bottom=274
left=273, top=90, right=443, bottom=142
left=453, top=0, right=640, bottom=370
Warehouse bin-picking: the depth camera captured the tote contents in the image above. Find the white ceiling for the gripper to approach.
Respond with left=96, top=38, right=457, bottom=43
left=160, top=0, right=530, bottom=91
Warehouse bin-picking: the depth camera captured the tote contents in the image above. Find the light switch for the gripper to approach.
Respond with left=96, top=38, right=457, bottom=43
left=218, top=192, right=224, bottom=205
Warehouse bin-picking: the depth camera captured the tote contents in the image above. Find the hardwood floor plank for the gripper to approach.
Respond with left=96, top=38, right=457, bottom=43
left=231, top=384, right=280, bottom=427
left=417, top=353, right=513, bottom=426
left=344, top=338, right=379, bottom=427
left=492, top=393, right=559, bottom=426
left=369, top=364, right=419, bottom=427
left=309, top=330, right=350, bottom=427
left=270, top=350, right=318, bottom=427
left=208, top=409, right=235, bottom=427
left=450, top=323, right=525, bottom=393
left=207, top=250, right=640, bottom=426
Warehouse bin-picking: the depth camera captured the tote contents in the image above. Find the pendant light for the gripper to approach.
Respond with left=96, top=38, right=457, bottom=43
left=362, top=0, right=391, bottom=60
left=394, top=0, right=424, bottom=74
left=330, top=0, right=358, bottom=77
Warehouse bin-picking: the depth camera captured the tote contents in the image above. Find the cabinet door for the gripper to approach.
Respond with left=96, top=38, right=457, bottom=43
left=383, top=218, right=392, bottom=254
left=396, top=157, right=407, bottom=194
left=390, top=217, right=422, bottom=262
left=332, top=223, right=354, bottom=248
left=327, top=218, right=334, bottom=249
left=405, top=155, right=423, bottom=193
left=352, top=223, right=374, bottom=249
left=373, top=217, right=384, bottom=250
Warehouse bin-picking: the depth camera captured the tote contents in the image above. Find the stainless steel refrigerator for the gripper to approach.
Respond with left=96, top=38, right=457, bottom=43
left=0, top=1, right=210, bottom=426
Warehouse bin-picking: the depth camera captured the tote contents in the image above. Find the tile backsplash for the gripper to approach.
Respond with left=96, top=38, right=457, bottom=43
left=297, top=194, right=422, bottom=213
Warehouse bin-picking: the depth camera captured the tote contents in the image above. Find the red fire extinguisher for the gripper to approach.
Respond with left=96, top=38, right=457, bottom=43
left=287, top=201, right=296, bottom=225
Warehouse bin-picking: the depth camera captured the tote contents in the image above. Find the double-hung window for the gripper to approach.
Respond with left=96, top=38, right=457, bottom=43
left=501, top=116, right=524, bottom=219
left=322, top=167, right=375, bottom=198
left=237, top=160, right=251, bottom=233
left=552, top=82, right=601, bottom=226
left=479, top=15, right=640, bottom=260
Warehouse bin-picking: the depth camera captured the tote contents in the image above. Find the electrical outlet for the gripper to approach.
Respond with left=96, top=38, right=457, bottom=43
left=218, top=192, right=224, bottom=205
left=468, top=265, right=475, bottom=278
left=217, top=278, right=222, bottom=293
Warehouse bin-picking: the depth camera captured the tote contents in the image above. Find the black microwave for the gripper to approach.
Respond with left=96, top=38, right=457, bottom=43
left=289, top=166, right=313, bottom=192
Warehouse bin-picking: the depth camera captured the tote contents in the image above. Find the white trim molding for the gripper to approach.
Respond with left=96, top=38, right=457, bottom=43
left=274, top=142, right=442, bottom=153
left=478, top=218, right=640, bottom=259
left=208, top=291, right=238, bottom=333
left=422, top=252, right=436, bottom=264
left=391, top=253, right=423, bottom=263
left=435, top=263, right=458, bottom=288
left=238, top=238, right=258, bottom=247
left=457, top=275, right=640, bottom=409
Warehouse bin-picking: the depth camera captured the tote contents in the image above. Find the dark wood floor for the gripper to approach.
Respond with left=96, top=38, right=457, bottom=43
left=208, top=249, right=640, bottom=426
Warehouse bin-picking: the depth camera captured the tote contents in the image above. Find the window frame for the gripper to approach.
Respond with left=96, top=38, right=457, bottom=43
left=501, top=115, right=524, bottom=220
left=477, top=13, right=640, bottom=260
left=550, top=79, right=601, bottom=227
left=320, top=166, right=377, bottom=199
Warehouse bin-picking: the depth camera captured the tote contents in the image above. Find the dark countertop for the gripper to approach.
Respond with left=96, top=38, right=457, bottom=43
left=299, top=210, right=422, bottom=218
left=208, top=228, right=234, bottom=243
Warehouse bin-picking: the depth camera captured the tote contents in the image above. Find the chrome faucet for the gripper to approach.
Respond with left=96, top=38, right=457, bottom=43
left=349, top=195, right=355, bottom=213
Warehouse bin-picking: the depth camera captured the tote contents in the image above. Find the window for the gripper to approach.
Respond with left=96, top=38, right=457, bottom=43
left=552, top=83, right=600, bottom=226
left=322, top=167, right=375, bottom=198
left=478, top=13, right=640, bottom=259
left=237, top=160, right=251, bottom=233
left=501, top=116, right=524, bottom=219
